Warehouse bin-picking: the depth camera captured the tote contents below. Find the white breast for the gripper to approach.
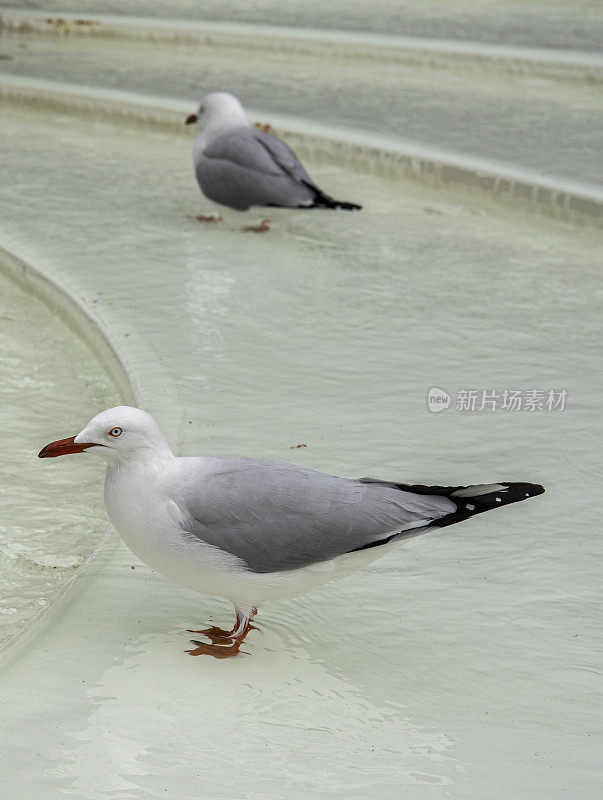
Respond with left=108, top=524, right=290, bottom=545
left=103, top=459, right=249, bottom=600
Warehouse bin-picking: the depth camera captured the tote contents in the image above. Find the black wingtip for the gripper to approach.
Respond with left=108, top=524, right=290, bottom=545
left=498, top=481, right=545, bottom=499
left=311, top=199, right=362, bottom=211
left=334, top=201, right=362, bottom=211
left=436, top=481, right=545, bottom=529
left=308, top=188, right=362, bottom=210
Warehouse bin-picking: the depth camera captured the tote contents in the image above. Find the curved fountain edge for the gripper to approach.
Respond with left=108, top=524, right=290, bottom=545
left=0, top=242, right=138, bottom=663
left=1, top=75, right=601, bottom=225
left=0, top=243, right=138, bottom=407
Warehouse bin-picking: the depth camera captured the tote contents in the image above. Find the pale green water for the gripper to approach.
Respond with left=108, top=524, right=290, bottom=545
left=0, top=270, right=121, bottom=646
left=0, top=98, right=600, bottom=798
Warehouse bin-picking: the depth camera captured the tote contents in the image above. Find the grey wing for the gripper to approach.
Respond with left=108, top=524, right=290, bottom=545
left=176, top=459, right=456, bottom=573
left=251, top=129, right=317, bottom=187
left=196, top=127, right=316, bottom=210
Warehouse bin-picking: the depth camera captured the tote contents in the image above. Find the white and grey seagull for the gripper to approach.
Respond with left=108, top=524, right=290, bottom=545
left=39, top=406, right=544, bottom=659
left=185, top=92, right=361, bottom=231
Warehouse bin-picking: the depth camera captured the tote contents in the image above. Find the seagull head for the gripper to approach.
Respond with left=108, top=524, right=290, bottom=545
left=185, top=91, right=248, bottom=131
left=38, top=406, right=172, bottom=463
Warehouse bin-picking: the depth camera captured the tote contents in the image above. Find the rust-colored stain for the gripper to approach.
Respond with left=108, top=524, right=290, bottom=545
left=45, top=17, right=97, bottom=25
left=242, top=218, right=271, bottom=234
left=253, top=122, right=273, bottom=133
left=43, top=17, right=98, bottom=34
left=186, top=213, right=223, bottom=223
left=290, top=443, right=308, bottom=449
left=44, top=18, right=71, bottom=34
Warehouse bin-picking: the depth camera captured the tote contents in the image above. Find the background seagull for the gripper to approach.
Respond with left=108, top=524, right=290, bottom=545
left=39, top=407, right=544, bottom=659
left=186, top=92, right=361, bottom=231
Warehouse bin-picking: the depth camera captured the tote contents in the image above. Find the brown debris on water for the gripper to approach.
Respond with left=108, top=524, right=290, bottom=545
left=242, top=219, right=271, bottom=234
left=186, top=213, right=223, bottom=223
left=44, top=17, right=98, bottom=34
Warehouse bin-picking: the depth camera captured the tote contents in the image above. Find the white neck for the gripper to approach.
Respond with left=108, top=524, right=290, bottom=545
left=199, top=107, right=250, bottom=143
left=104, top=447, right=177, bottom=540
left=105, top=444, right=175, bottom=479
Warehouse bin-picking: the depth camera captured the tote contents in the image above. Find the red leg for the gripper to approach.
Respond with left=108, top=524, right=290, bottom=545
left=186, top=608, right=258, bottom=658
left=186, top=624, right=235, bottom=645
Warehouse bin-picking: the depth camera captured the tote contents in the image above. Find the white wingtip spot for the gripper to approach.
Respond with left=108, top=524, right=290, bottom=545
left=466, top=503, right=475, bottom=511
left=495, top=497, right=502, bottom=503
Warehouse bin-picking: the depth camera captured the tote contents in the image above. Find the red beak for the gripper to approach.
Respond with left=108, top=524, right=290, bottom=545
left=38, top=436, right=100, bottom=458
left=185, top=113, right=198, bottom=125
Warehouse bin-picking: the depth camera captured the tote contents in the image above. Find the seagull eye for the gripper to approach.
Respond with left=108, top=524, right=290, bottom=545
left=107, top=427, right=123, bottom=438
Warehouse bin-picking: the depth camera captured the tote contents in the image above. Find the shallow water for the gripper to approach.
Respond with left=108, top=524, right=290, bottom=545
left=0, top=271, right=121, bottom=646
left=0, top=99, right=601, bottom=797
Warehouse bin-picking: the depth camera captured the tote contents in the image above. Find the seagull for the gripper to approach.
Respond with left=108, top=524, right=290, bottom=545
left=39, top=406, right=544, bottom=658
left=185, top=92, right=361, bottom=230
